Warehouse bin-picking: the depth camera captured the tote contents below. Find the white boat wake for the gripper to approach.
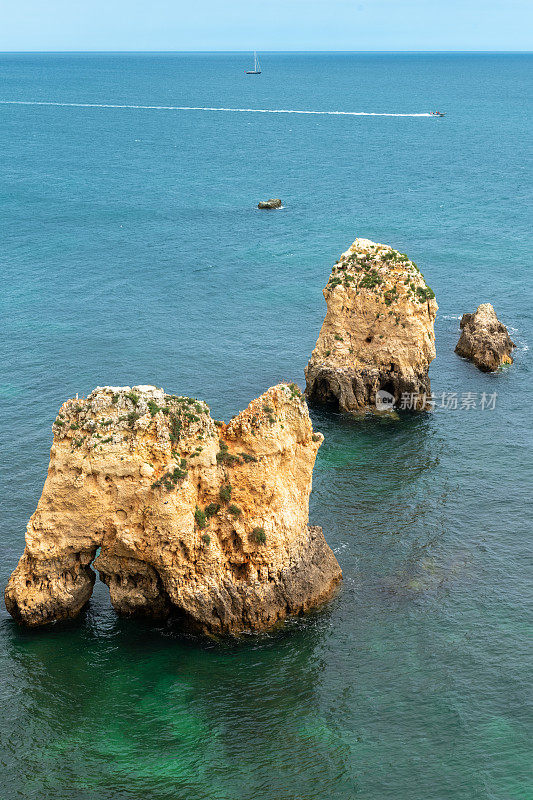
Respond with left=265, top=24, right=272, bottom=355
left=0, top=100, right=432, bottom=117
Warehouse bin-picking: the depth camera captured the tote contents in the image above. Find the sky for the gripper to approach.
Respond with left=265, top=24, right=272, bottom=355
left=0, top=0, right=531, bottom=52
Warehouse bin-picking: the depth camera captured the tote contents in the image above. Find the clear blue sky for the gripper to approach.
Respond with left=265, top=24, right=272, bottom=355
left=0, top=0, right=531, bottom=51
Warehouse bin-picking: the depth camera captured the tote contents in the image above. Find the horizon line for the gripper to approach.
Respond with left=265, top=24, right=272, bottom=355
left=0, top=49, right=531, bottom=55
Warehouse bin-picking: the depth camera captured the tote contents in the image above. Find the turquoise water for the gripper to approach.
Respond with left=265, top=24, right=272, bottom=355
left=0, top=53, right=532, bottom=799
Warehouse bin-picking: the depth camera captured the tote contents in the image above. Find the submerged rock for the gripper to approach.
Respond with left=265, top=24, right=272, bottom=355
left=305, top=237, right=438, bottom=412
left=455, top=303, right=514, bottom=371
left=5, top=384, right=341, bottom=634
left=258, top=198, right=282, bottom=209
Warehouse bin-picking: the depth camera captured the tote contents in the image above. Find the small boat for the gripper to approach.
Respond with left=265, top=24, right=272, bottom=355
left=430, top=111, right=446, bottom=117
left=246, top=52, right=262, bottom=75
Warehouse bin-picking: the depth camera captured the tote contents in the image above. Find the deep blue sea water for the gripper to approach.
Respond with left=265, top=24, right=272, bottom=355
left=0, top=53, right=531, bottom=800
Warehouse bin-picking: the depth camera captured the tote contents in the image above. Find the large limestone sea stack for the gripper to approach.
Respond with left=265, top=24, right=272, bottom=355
left=305, top=238, right=438, bottom=412
left=455, top=303, right=514, bottom=371
left=5, top=384, right=341, bottom=633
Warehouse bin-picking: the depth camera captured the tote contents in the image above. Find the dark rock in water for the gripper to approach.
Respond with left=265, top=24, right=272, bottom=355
left=455, top=303, right=514, bottom=371
left=258, top=198, right=282, bottom=209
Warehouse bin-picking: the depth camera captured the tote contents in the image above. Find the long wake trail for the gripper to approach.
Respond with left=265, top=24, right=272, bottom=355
left=0, top=100, right=432, bottom=117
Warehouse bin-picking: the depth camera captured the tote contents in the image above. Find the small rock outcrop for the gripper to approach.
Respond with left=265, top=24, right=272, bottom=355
left=305, top=238, right=438, bottom=412
left=5, top=384, right=341, bottom=634
left=258, top=198, right=282, bottom=209
left=455, top=303, right=514, bottom=371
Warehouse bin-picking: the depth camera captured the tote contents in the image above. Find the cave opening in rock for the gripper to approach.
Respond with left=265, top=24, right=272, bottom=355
left=313, top=378, right=340, bottom=409
left=379, top=380, right=396, bottom=399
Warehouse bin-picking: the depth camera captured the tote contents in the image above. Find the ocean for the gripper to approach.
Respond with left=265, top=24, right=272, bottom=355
left=0, top=52, right=531, bottom=800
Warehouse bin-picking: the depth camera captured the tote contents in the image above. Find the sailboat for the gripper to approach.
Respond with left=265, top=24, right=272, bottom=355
left=246, top=52, right=262, bottom=75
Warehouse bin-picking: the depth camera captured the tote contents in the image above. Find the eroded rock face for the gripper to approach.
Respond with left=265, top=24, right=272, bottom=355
left=305, top=238, right=438, bottom=412
left=5, top=384, right=341, bottom=633
left=455, top=303, right=514, bottom=372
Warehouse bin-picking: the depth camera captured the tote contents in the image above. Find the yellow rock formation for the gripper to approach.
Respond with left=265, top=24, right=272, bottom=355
left=455, top=303, right=514, bottom=371
left=5, top=383, right=341, bottom=633
left=305, top=237, right=438, bottom=412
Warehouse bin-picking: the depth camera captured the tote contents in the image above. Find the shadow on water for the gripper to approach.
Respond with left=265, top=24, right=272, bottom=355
left=305, top=406, right=482, bottom=617
left=311, top=407, right=451, bottom=541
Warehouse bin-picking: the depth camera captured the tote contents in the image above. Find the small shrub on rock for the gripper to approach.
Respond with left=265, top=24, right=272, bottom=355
left=195, top=506, right=207, bottom=529
left=251, top=527, right=266, bottom=545
left=205, top=502, right=220, bottom=517
left=219, top=484, right=232, bottom=503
